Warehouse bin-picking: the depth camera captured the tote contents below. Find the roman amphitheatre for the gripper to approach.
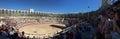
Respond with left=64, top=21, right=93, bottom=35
left=0, top=16, right=67, bottom=38
left=0, top=8, right=79, bottom=38
left=0, top=8, right=73, bottom=38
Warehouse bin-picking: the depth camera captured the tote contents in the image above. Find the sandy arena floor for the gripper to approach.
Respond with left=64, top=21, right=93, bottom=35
left=19, top=23, right=65, bottom=38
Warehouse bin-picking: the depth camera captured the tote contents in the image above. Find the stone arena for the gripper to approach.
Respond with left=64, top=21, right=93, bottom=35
left=0, top=8, right=72, bottom=38
left=0, top=16, right=66, bottom=38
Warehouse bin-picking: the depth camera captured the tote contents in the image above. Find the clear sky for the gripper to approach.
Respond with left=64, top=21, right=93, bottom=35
left=0, top=0, right=102, bottom=14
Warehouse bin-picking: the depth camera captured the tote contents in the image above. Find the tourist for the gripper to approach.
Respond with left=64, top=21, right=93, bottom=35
left=19, top=31, right=26, bottom=39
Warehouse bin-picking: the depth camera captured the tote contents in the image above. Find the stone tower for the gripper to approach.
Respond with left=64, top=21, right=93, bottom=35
left=29, top=8, right=34, bottom=12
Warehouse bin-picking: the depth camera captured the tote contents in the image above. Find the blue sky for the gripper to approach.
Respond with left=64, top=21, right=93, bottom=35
left=0, top=0, right=102, bottom=14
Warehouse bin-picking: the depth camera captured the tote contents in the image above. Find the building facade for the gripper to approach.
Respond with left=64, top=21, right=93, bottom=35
left=0, top=8, right=46, bottom=16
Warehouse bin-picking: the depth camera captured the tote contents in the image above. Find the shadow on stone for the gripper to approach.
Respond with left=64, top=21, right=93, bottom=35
left=50, top=25, right=66, bottom=29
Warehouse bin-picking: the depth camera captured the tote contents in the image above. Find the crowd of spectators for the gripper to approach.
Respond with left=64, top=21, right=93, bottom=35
left=0, top=18, right=27, bottom=39
left=51, top=1, right=120, bottom=39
